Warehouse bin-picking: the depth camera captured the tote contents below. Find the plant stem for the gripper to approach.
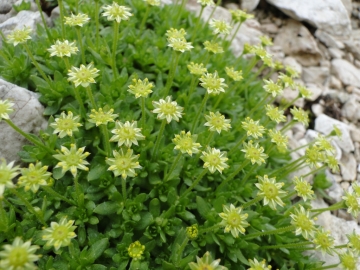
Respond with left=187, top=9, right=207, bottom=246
left=179, top=169, right=208, bottom=200
left=34, top=0, right=53, bottom=42
left=72, top=87, right=86, bottom=118
left=204, top=0, right=221, bottom=26
left=141, top=97, right=146, bottom=130
left=280, top=120, right=295, bottom=133
left=248, top=93, right=271, bottom=118
left=100, top=125, right=111, bottom=157
left=152, top=120, right=167, bottom=159
left=191, top=6, right=205, bottom=43
left=112, top=21, right=120, bottom=79
left=11, top=189, right=46, bottom=226
left=58, top=0, right=66, bottom=39
left=164, top=51, right=180, bottom=97
left=243, top=225, right=295, bottom=240
left=86, top=86, right=97, bottom=109
left=228, top=133, right=247, bottom=156
left=311, top=264, right=340, bottom=270
left=242, top=196, right=262, bottom=209
left=0, top=200, right=9, bottom=232
left=42, top=186, right=75, bottom=205
left=269, top=156, right=305, bottom=177
left=95, top=0, right=100, bottom=49
left=216, top=160, right=250, bottom=192
left=186, top=76, right=197, bottom=106
left=122, top=178, right=127, bottom=202
left=199, top=223, right=221, bottom=234
left=140, top=5, right=150, bottom=31
left=301, top=165, right=326, bottom=178
left=282, top=96, right=300, bottom=111
left=165, top=152, right=182, bottom=182
left=63, top=57, right=71, bottom=70
left=76, top=27, right=86, bottom=64
left=228, top=21, right=242, bottom=49
left=262, top=241, right=312, bottom=250
left=204, top=132, right=214, bottom=147
left=310, top=201, right=345, bottom=213
left=282, top=191, right=297, bottom=201
left=23, top=43, right=54, bottom=88
left=191, top=91, right=209, bottom=133
left=5, top=119, right=54, bottom=153
left=74, top=176, right=84, bottom=208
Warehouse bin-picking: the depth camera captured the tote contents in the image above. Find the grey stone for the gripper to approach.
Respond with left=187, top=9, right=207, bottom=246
left=344, top=40, right=360, bottom=61
left=0, top=79, right=47, bottom=163
left=266, top=0, right=352, bottom=36
left=341, top=97, right=360, bottom=121
left=315, top=114, right=355, bottom=153
left=302, top=66, right=329, bottom=85
left=306, top=84, right=323, bottom=101
left=274, top=20, right=322, bottom=66
left=328, top=47, right=345, bottom=59
left=315, top=30, right=345, bottom=49
left=240, top=0, right=260, bottom=12
left=341, top=0, right=352, bottom=16
left=331, top=59, right=360, bottom=88
left=329, top=75, right=343, bottom=90
left=260, top=23, right=279, bottom=34
left=340, top=153, right=357, bottom=181
left=0, top=0, right=16, bottom=14
left=312, top=104, right=324, bottom=117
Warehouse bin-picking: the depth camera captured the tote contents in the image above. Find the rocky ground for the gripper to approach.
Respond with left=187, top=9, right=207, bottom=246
left=1, top=0, right=360, bottom=267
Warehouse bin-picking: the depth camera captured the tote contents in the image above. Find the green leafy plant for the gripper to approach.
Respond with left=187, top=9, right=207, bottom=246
left=0, top=0, right=359, bottom=269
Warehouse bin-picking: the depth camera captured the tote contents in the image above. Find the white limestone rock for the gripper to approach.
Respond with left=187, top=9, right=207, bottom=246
left=341, top=97, right=360, bottom=121
left=315, top=30, right=345, bottom=49
left=340, top=153, right=357, bottom=181
left=331, top=59, right=360, bottom=88
left=240, top=0, right=260, bottom=12
left=274, top=20, right=322, bottom=66
left=0, top=79, right=47, bottom=163
left=0, top=10, right=50, bottom=48
left=302, top=66, right=330, bottom=85
left=266, top=0, right=351, bottom=36
left=314, top=114, right=355, bottom=153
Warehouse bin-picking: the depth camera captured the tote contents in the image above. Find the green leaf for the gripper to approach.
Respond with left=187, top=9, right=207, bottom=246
left=87, top=265, right=107, bottom=270
left=93, top=201, right=119, bottom=215
left=162, top=261, right=177, bottom=270
left=86, top=238, right=109, bottom=263
left=149, top=198, right=160, bottom=217
left=135, top=212, right=153, bottom=230
left=87, top=164, right=106, bottom=182
left=196, top=196, right=210, bottom=219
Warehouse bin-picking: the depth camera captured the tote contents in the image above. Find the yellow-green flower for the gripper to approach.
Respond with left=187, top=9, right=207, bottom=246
left=291, top=107, right=309, bottom=127
left=279, top=72, right=296, bottom=89
left=248, top=258, right=272, bottom=270
left=102, top=2, right=132, bottom=23
left=286, top=66, right=300, bottom=78
left=144, top=0, right=161, bottom=6
left=339, top=249, right=359, bottom=270
left=0, top=159, right=19, bottom=197
left=200, top=147, right=229, bottom=174
left=186, top=224, right=199, bottom=240
left=47, top=40, right=78, bottom=58
left=315, top=135, right=334, bottom=154
left=342, top=191, right=360, bottom=218
left=197, top=0, right=215, bottom=7
left=203, top=40, right=224, bottom=54
left=305, top=145, right=325, bottom=168
left=241, top=117, right=266, bottom=139
left=290, top=205, right=315, bottom=239
left=53, top=144, right=90, bottom=177
left=166, top=28, right=186, bottom=41
left=259, top=35, right=273, bottom=46
left=219, top=204, right=249, bottom=238
left=325, top=155, right=340, bottom=173
left=255, top=175, right=286, bottom=210
left=42, top=217, right=77, bottom=250
left=68, top=63, right=100, bottom=87
left=64, top=13, right=90, bottom=27
left=298, top=84, right=312, bottom=99
left=293, top=176, right=314, bottom=202
left=0, top=99, right=14, bottom=121
left=265, top=105, right=286, bottom=123
left=106, top=149, right=142, bottom=179
left=346, top=231, right=360, bottom=253
left=312, top=228, right=334, bottom=255
left=189, top=251, right=227, bottom=270
left=128, top=241, right=145, bottom=261
left=229, top=9, right=254, bottom=23
left=268, top=129, right=288, bottom=149
left=152, top=96, right=183, bottom=123
left=263, top=79, right=283, bottom=97
left=128, top=78, right=154, bottom=98
left=88, top=108, right=118, bottom=126
left=204, top=111, right=231, bottom=134
left=200, top=71, right=227, bottom=95
left=0, top=237, right=39, bottom=269
left=209, top=19, right=232, bottom=35
left=50, top=111, right=82, bottom=138
left=225, top=66, right=243, bottom=81
left=6, top=26, right=32, bottom=46
left=187, top=62, right=207, bottom=76
left=168, top=38, right=193, bottom=53
left=110, top=121, right=145, bottom=148
left=241, top=140, right=268, bottom=165
left=18, top=162, right=52, bottom=193
left=173, top=131, right=201, bottom=156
